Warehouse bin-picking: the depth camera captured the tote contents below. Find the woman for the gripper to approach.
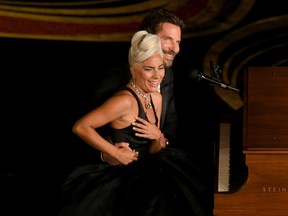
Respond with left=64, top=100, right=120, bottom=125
left=57, top=30, right=209, bottom=216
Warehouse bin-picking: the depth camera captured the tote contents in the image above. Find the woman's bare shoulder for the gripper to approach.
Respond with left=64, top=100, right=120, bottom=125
left=109, top=88, right=135, bottom=108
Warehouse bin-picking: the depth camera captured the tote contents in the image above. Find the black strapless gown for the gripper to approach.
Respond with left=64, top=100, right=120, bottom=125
left=57, top=88, right=210, bottom=216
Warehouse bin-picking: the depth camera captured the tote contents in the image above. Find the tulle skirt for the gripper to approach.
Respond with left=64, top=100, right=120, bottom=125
left=57, top=147, right=210, bottom=216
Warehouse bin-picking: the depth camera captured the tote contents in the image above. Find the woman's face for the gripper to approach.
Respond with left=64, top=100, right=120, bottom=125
left=134, top=52, right=165, bottom=93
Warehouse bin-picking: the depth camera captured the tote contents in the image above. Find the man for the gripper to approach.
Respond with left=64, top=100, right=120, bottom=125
left=102, top=8, right=184, bottom=164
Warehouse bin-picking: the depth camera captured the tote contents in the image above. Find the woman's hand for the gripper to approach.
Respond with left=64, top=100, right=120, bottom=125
left=102, top=142, right=130, bottom=165
left=132, top=116, right=161, bottom=140
left=132, top=117, right=169, bottom=153
left=114, top=147, right=139, bottom=165
left=102, top=142, right=138, bottom=166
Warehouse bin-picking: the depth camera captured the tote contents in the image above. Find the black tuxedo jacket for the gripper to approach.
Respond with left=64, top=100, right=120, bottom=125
left=160, top=67, right=179, bottom=142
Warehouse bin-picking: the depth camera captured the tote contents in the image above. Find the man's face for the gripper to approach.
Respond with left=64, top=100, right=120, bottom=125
left=156, top=22, right=181, bottom=68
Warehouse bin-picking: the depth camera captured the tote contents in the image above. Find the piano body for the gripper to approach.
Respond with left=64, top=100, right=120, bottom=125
left=214, top=67, right=288, bottom=216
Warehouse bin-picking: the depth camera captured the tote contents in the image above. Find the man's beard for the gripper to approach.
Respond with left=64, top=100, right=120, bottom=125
left=164, top=59, right=173, bottom=67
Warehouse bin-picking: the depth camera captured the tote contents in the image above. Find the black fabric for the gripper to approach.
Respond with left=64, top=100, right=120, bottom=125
left=160, top=67, right=179, bottom=146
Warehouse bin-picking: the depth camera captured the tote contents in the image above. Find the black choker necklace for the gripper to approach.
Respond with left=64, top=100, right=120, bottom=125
left=130, top=81, right=152, bottom=109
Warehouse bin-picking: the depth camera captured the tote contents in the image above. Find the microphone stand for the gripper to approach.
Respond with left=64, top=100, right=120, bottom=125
left=190, top=61, right=240, bottom=93
left=198, top=72, right=240, bottom=93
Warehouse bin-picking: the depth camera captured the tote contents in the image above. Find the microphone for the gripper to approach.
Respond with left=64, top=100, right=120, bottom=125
left=190, top=69, right=240, bottom=92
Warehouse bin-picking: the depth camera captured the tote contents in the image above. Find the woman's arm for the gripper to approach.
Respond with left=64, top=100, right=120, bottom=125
left=72, top=93, right=139, bottom=165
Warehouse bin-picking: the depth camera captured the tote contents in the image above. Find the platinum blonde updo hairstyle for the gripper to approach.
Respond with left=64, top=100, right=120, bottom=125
left=128, top=30, right=163, bottom=68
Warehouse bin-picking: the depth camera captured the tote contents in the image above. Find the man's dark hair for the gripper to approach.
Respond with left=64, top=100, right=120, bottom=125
left=140, top=8, right=185, bottom=34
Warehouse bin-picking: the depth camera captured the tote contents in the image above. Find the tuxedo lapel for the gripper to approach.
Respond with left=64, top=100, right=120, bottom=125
left=160, top=67, right=173, bottom=130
